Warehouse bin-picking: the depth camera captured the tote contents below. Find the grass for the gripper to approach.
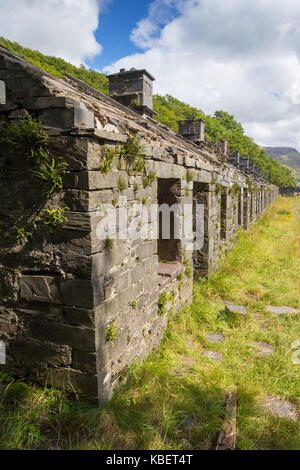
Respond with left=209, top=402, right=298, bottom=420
left=0, top=196, right=299, bottom=450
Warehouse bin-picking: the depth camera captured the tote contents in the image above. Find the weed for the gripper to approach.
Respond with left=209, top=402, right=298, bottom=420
left=106, top=322, right=119, bottom=342
left=134, top=183, right=141, bottom=193
left=143, top=171, right=157, bottom=188
left=183, top=249, right=190, bottom=267
left=186, top=170, right=195, bottom=183
left=105, top=236, right=114, bottom=250
left=122, top=134, right=145, bottom=169
left=14, top=226, right=29, bottom=239
left=133, top=156, right=146, bottom=174
left=158, top=291, right=171, bottom=316
left=229, top=183, right=241, bottom=197
left=43, top=207, right=68, bottom=233
left=185, top=266, right=193, bottom=278
left=0, top=114, right=52, bottom=160
left=184, top=186, right=190, bottom=197
left=132, top=300, right=138, bottom=310
left=118, top=177, right=127, bottom=193
left=31, top=157, right=69, bottom=195
left=100, top=146, right=118, bottom=174
left=215, top=184, right=223, bottom=195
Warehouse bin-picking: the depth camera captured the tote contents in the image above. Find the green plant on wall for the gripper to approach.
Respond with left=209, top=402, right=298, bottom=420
left=185, top=170, right=195, bottom=183
left=43, top=207, right=68, bottom=233
left=106, top=322, right=119, bottom=342
left=0, top=115, right=69, bottom=195
left=121, top=134, right=145, bottom=168
left=0, top=114, right=52, bottom=160
left=183, top=248, right=190, bottom=267
left=14, top=226, right=29, bottom=240
left=100, top=146, right=120, bottom=174
left=184, top=186, right=190, bottom=197
left=118, top=176, right=127, bottom=193
left=105, top=236, right=114, bottom=250
left=158, top=291, right=171, bottom=317
left=229, top=183, right=241, bottom=198
left=143, top=171, right=157, bottom=188
left=220, top=220, right=226, bottom=232
left=31, top=157, right=70, bottom=195
left=185, top=266, right=192, bottom=278
left=133, top=156, right=146, bottom=174
left=134, top=182, right=141, bottom=193
left=215, top=184, right=223, bottom=195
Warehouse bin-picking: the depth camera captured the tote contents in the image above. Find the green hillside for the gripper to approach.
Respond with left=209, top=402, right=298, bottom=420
left=0, top=37, right=295, bottom=187
left=262, top=147, right=300, bottom=185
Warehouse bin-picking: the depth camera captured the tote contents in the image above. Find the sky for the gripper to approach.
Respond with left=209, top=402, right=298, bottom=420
left=1, top=0, right=300, bottom=151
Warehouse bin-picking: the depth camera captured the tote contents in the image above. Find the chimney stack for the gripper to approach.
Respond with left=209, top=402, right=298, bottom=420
left=228, top=151, right=240, bottom=167
left=219, top=140, right=228, bottom=156
left=108, top=68, right=155, bottom=118
left=178, top=119, right=205, bottom=142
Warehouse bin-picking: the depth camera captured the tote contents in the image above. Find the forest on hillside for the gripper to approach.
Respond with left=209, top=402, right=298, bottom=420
left=0, top=36, right=295, bottom=187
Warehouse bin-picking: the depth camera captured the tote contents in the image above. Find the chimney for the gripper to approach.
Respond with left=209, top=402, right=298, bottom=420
left=248, top=161, right=255, bottom=173
left=108, top=68, right=155, bottom=117
left=253, top=164, right=259, bottom=177
left=178, top=119, right=205, bottom=142
left=219, top=140, right=228, bottom=156
left=228, top=151, right=240, bottom=167
left=239, top=157, right=249, bottom=168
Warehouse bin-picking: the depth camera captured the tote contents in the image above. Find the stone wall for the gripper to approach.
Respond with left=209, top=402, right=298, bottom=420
left=0, top=46, right=278, bottom=402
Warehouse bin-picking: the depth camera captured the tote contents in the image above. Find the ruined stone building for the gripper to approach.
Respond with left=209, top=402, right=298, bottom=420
left=0, top=46, right=278, bottom=402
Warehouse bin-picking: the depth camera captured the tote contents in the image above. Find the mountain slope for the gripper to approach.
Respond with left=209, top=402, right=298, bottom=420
left=262, top=147, right=300, bottom=185
left=0, top=37, right=296, bottom=187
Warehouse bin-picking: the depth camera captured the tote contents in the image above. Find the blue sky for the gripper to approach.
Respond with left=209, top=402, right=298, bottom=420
left=89, top=0, right=151, bottom=70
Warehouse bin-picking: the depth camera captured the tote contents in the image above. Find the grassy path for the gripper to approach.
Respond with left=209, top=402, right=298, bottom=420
left=0, top=196, right=299, bottom=450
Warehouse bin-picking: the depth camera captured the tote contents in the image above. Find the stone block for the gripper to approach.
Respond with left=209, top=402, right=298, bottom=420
left=5, top=76, right=52, bottom=98
left=62, top=211, right=91, bottom=232
left=41, top=104, right=94, bottom=130
left=9, top=338, right=72, bottom=367
left=94, top=129, right=127, bottom=143
left=23, top=96, right=81, bottom=110
left=20, top=275, right=60, bottom=304
left=64, top=171, right=123, bottom=191
left=26, top=319, right=95, bottom=351
left=20, top=275, right=97, bottom=309
left=225, top=303, right=247, bottom=315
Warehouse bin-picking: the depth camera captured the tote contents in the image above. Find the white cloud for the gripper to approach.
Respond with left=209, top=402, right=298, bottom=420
left=104, top=0, right=300, bottom=150
left=0, top=0, right=110, bottom=66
